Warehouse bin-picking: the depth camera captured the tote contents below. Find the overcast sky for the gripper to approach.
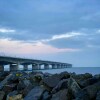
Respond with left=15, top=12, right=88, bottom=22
left=0, top=0, right=100, bottom=67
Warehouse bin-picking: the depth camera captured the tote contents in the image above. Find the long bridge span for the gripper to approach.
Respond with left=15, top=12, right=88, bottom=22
left=0, top=56, right=72, bottom=72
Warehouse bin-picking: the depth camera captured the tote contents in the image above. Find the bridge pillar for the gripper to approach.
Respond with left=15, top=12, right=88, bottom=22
left=52, top=64, right=56, bottom=69
left=65, top=65, right=67, bottom=68
left=44, top=64, right=49, bottom=69
left=23, top=65, right=28, bottom=71
left=61, top=64, right=64, bottom=68
left=57, top=64, right=61, bottom=69
left=32, top=64, right=37, bottom=70
left=10, top=63, right=19, bottom=71
left=32, top=64, right=40, bottom=70
left=0, top=65, right=4, bottom=72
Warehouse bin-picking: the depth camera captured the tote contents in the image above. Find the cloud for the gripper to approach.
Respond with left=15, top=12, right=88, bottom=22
left=97, top=29, right=100, bottom=33
left=40, top=32, right=82, bottom=42
left=87, top=44, right=100, bottom=48
left=0, top=38, right=80, bottom=56
left=0, top=28, right=16, bottom=33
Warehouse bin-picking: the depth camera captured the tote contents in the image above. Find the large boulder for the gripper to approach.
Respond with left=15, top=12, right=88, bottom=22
left=41, top=74, right=61, bottom=89
left=59, top=71, right=70, bottom=79
left=52, top=79, right=68, bottom=94
left=24, top=86, right=45, bottom=100
left=44, top=72, right=52, bottom=78
left=71, top=73, right=93, bottom=84
left=6, top=91, right=23, bottom=100
left=68, top=78, right=81, bottom=98
left=0, top=72, right=10, bottom=81
left=74, top=90, right=90, bottom=100
left=41, top=73, right=69, bottom=90
left=0, top=91, right=5, bottom=100
left=96, top=91, right=100, bottom=100
left=94, top=74, right=100, bottom=79
left=30, top=73, right=44, bottom=86
left=0, top=74, right=13, bottom=90
left=79, top=77, right=100, bottom=88
left=83, top=81, right=100, bottom=99
left=51, top=89, right=68, bottom=100
left=7, top=73, right=19, bottom=84
left=22, top=83, right=33, bottom=97
left=42, top=91, right=51, bottom=100
left=17, top=79, right=32, bottom=91
left=2, top=84, right=17, bottom=94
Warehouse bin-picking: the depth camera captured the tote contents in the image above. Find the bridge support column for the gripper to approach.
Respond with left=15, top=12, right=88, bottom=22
left=10, top=63, right=19, bottom=71
left=52, top=64, right=56, bottom=69
left=57, top=64, right=61, bottom=69
left=32, top=64, right=40, bottom=70
left=61, top=64, right=64, bottom=68
left=24, top=65, right=28, bottom=71
left=0, top=65, right=4, bottom=72
left=32, top=64, right=37, bottom=70
left=44, top=64, right=49, bottom=69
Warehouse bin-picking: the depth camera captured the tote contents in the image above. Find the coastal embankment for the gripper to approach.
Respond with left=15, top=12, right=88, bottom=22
left=0, top=71, right=100, bottom=100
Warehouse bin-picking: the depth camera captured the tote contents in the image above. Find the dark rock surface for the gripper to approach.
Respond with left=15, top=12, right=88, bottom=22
left=51, top=89, right=68, bottom=100
left=83, top=81, right=100, bottom=99
left=0, top=91, right=5, bottom=100
left=51, top=79, right=68, bottom=93
left=0, top=71, right=100, bottom=100
left=96, top=91, right=100, bottom=100
left=68, top=78, right=81, bottom=97
left=24, top=86, right=45, bottom=100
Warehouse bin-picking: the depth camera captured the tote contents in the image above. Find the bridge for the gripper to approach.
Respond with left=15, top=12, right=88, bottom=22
left=0, top=56, right=72, bottom=72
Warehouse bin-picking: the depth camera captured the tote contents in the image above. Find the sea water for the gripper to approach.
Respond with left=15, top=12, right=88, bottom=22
left=39, top=67, right=100, bottom=75
left=4, top=67, right=100, bottom=75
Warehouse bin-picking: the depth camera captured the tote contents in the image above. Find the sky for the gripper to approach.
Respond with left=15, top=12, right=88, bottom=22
left=0, top=0, right=100, bottom=67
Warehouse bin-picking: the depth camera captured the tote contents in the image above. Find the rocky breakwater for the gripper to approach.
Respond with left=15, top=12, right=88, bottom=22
left=0, top=71, right=100, bottom=100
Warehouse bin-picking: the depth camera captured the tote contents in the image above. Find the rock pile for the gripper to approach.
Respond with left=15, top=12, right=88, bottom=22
left=0, top=71, right=100, bottom=100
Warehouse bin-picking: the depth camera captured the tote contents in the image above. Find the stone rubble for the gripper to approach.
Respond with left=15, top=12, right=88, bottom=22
left=0, top=71, right=99, bottom=100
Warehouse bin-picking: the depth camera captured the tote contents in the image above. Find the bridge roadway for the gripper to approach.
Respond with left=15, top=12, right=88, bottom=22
left=0, top=56, right=72, bottom=72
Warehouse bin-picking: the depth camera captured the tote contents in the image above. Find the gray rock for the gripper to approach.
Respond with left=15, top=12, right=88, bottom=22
left=51, top=89, right=68, bottom=100
left=24, top=86, right=45, bottom=100
left=17, top=79, right=32, bottom=91
left=7, top=73, right=19, bottom=84
left=41, top=73, right=69, bottom=90
left=3, top=84, right=17, bottom=94
left=33, top=73, right=43, bottom=82
left=59, top=71, right=70, bottom=79
left=6, top=91, right=23, bottom=100
left=42, top=91, right=51, bottom=100
left=96, top=91, right=100, bottom=100
left=71, top=73, right=92, bottom=84
left=0, top=91, right=5, bottom=100
left=41, top=74, right=61, bottom=89
left=74, top=90, right=90, bottom=100
left=52, top=79, right=68, bottom=93
left=83, top=81, right=100, bottom=99
left=79, top=77, right=100, bottom=88
left=68, top=78, right=81, bottom=97
left=0, top=74, right=13, bottom=89
left=44, top=72, right=52, bottom=78
left=94, top=74, right=100, bottom=79
left=22, top=83, right=33, bottom=96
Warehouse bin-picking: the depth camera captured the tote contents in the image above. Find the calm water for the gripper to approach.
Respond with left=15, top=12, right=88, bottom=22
left=37, top=67, right=100, bottom=75
left=5, top=67, right=100, bottom=75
